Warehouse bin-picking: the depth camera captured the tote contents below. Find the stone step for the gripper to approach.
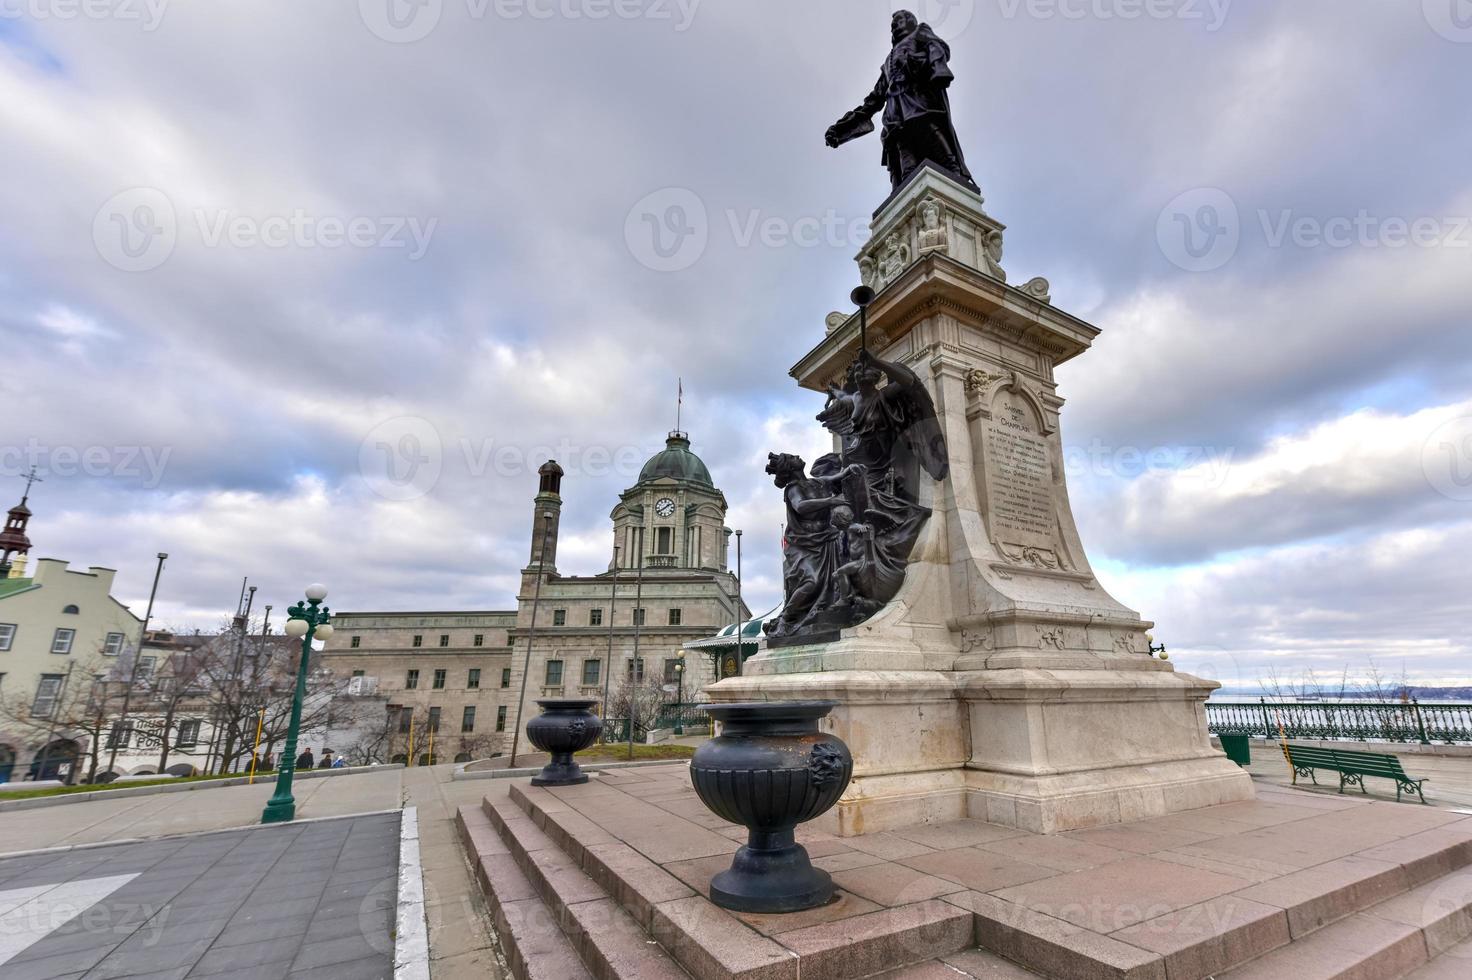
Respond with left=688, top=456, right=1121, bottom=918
left=1217, top=866, right=1472, bottom=979
left=945, top=821, right=1472, bottom=980
left=496, top=782, right=975, bottom=980
left=454, top=804, right=593, bottom=980
left=476, top=798, right=694, bottom=979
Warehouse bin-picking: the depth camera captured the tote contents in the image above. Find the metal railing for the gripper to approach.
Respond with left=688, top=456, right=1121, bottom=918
left=1206, top=699, right=1472, bottom=745
left=656, top=704, right=711, bottom=731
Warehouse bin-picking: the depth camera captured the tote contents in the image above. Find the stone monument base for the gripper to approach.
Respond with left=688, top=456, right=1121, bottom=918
left=706, top=647, right=1253, bottom=836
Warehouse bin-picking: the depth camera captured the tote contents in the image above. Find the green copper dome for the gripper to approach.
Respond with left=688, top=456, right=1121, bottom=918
left=639, top=432, right=713, bottom=487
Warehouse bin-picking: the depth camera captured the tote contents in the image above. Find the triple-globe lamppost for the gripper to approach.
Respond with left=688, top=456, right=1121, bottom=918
left=261, top=584, right=334, bottom=824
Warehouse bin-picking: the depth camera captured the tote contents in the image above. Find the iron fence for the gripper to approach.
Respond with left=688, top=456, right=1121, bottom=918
left=656, top=704, right=711, bottom=731
left=1206, top=700, right=1472, bottom=745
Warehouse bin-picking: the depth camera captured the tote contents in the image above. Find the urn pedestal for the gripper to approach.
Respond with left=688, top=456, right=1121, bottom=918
left=706, top=166, right=1252, bottom=836
left=689, top=701, right=853, bottom=914
left=525, top=699, right=602, bottom=787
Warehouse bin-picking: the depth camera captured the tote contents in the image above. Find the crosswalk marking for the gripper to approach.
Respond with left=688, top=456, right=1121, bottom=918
left=0, top=874, right=139, bottom=966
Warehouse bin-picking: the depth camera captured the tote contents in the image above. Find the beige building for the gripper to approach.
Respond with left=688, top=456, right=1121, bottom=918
left=320, top=430, right=750, bottom=759
left=0, top=546, right=144, bottom=781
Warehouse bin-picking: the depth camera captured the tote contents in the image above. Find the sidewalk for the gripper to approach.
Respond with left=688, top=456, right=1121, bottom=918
left=0, top=764, right=511, bottom=980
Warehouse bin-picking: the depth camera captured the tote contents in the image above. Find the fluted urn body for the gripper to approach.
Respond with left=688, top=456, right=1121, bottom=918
left=690, top=700, right=853, bottom=913
left=525, top=699, right=603, bottom=786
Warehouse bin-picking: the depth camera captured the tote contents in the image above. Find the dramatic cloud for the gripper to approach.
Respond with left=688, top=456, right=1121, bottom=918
left=2, top=1, right=1469, bottom=685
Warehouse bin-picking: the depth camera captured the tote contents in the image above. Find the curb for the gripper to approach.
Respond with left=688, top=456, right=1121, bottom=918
left=393, top=806, right=430, bottom=980
left=0, top=763, right=406, bottom=812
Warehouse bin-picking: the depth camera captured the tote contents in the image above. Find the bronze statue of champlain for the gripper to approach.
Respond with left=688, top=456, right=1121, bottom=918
left=826, top=9, right=978, bottom=196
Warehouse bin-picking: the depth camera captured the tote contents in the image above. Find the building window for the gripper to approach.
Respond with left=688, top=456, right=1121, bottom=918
left=433, top=669, right=447, bottom=690
left=632, top=608, right=646, bottom=627
left=626, top=658, right=645, bottom=683
left=439, top=634, right=450, bottom=647
left=103, top=632, right=126, bottom=656
left=467, top=668, right=481, bottom=689
left=501, top=668, right=511, bottom=688
left=351, top=635, right=362, bottom=648
left=406, top=669, right=420, bottom=690
left=474, top=634, right=484, bottom=647
left=412, top=635, right=423, bottom=648
left=664, top=659, right=681, bottom=684
left=462, top=706, right=476, bottom=733
left=398, top=708, right=413, bottom=734
left=582, top=659, right=601, bottom=686
left=50, top=628, right=75, bottom=655
left=137, top=656, right=157, bottom=681
left=428, top=707, right=441, bottom=733
left=177, top=720, right=201, bottom=748
left=352, top=669, right=365, bottom=678
left=496, top=706, right=507, bottom=732
left=62, top=604, right=80, bottom=615
left=552, top=609, right=567, bottom=626
left=656, top=526, right=672, bottom=554
left=0, top=624, right=13, bottom=651
left=668, top=608, right=682, bottom=626
left=31, top=675, right=63, bottom=718
left=545, top=660, right=564, bottom=687
left=107, top=720, right=133, bottom=749
left=589, top=609, right=603, bottom=626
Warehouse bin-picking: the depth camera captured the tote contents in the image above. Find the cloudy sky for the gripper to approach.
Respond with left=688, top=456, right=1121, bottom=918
left=2, top=0, right=1469, bottom=690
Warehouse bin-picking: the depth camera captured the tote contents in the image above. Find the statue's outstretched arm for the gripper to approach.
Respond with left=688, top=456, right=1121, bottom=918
left=826, top=73, right=886, bottom=148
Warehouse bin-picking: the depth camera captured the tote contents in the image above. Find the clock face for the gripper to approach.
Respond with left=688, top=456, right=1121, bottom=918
left=655, top=497, right=676, bottom=518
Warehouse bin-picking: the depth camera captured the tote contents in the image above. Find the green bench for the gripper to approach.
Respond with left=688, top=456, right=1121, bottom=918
left=1282, top=743, right=1428, bottom=804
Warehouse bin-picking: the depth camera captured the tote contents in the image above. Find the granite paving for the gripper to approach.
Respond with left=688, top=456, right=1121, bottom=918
left=0, top=813, right=399, bottom=980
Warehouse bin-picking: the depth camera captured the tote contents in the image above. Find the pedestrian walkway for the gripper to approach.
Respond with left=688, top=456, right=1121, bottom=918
left=0, top=812, right=399, bottom=980
left=0, top=764, right=509, bottom=979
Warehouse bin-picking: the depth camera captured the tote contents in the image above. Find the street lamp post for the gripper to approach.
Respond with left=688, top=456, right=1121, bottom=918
left=260, top=584, right=333, bottom=824
left=108, top=552, right=167, bottom=777
left=673, top=653, right=685, bottom=735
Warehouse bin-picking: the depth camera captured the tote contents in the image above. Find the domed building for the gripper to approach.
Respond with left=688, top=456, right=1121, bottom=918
left=320, top=430, right=750, bottom=763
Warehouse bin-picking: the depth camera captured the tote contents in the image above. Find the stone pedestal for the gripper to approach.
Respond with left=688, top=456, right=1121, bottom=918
left=706, top=166, right=1252, bottom=835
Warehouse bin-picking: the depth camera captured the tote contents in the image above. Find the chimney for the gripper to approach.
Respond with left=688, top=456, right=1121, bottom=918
left=6, top=555, right=24, bottom=578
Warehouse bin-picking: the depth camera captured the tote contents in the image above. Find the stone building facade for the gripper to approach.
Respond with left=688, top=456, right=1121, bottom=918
left=320, top=431, right=749, bottom=760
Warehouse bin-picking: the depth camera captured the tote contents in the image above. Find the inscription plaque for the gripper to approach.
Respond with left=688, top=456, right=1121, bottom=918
left=983, top=390, right=1065, bottom=567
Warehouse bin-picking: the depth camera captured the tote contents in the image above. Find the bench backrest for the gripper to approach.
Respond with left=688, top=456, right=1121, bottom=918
left=1283, top=743, right=1408, bottom=777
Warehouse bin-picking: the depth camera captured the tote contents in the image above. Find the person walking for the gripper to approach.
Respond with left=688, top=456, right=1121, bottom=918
left=295, top=748, right=314, bottom=771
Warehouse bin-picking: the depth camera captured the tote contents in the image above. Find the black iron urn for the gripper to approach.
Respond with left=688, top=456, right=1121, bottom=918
left=690, top=701, right=853, bottom=913
left=525, top=699, right=603, bottom=786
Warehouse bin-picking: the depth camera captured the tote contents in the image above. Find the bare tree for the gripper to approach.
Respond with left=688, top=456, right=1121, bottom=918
left=607, top=675, right=671, bottom=739
left=0, top=651, right=121, bottom=783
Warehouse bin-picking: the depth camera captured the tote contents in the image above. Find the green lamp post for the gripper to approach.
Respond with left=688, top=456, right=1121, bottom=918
left=261, top=583, right=334, bottom=824
left=673, top=652, right=685, bottom=736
